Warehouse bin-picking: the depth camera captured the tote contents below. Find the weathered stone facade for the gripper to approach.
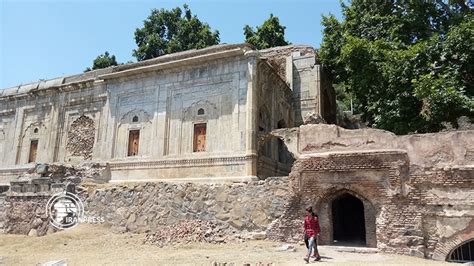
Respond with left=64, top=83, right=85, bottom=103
left=268, top=125, right=474, bottom=261
left=1, top=125, right=473, bottom=261
left=1, top=43, right=471, bottom=262
left=2, top=176, right=290, bottom=238
left=0, top=44, right=335, bottom=184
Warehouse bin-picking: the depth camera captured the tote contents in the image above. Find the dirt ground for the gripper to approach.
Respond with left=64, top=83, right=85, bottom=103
left=0, top=224, right=454, bottom=266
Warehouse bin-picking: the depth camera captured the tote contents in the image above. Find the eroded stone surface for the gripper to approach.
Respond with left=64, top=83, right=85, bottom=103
left=66, top=115, right=95, bottom=160
left=268, top=125, right=474, bottom=261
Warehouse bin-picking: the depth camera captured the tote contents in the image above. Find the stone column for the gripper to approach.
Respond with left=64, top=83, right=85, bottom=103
left=13, top=107, right=25, bottom=165
left=285, top=54, right=294, bottom=90
left=245, top=52, right=259, bottom=177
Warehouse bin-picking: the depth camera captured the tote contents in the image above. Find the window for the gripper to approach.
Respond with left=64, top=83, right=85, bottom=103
left=33, top=128, right=39, bottom=133
left=132, top=116, right=139, bottom=123
left=127, top=130, right=140, bottom=156
left=448, top=239, right=474, bottom=262
left=28, top=140, right=38, bottom=163
left=193, top=123, right=206, bottom=152
left=197, top=108, right=205, bottom=115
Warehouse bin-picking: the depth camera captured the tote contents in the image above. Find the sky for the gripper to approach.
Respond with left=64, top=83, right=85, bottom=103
left=0, top=0, right=342, bottom=89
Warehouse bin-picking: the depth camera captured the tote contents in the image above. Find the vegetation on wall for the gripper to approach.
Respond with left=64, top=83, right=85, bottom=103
left=84, top=51, right=118, bottom=72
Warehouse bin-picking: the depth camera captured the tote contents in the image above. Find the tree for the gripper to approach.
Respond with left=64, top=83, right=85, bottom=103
left=319, top=0, right=473, bottom=134
left=85, top=51, right=118, bottom=72
left=133, top=4, right=220, bottom=61
left=244, top=14, right=290, bottom=49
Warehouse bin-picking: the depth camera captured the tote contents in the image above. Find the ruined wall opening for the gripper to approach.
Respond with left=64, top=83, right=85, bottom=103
left=277, top=119, right=287, bottom=129
left=331, top=193, right=366, bottom=246
left=193, top=123, right=206, bottom=152
left=0, top=185, right=9, bottom=194
left=66, top=115, right=95, bottom=160
left=127, top=130, right=140, bottom=156
left=448, top=239, right=474, bottom=263
left=277, top=139, right=294, bottom=164
left=28, top=140, right=38, bottom=163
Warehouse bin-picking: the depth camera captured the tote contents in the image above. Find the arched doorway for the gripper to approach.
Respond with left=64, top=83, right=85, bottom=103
left=331, top=193, right=366, bottom=246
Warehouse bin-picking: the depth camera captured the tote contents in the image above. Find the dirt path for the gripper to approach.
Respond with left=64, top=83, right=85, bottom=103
left=0, top=224, right=452, bottom=265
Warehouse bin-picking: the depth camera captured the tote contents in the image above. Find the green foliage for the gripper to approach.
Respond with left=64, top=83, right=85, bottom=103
left=244, top=14, right=290, bottom=49
left=133, top=4, right=220, bottom=61
left=320, top=0, right=473, bottom=134
left=84, top=51, right=118, bottom=72
left=93, top=51, right=118, bottom=70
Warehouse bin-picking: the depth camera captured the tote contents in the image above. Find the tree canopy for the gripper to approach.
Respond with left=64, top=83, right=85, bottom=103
left=84, top=51, right=118, bottom=72
left=244, top=14, right=290, bottom=49
left=319, top=0, right=473, bottom=134
left=133, top=4, right=220, bottom=61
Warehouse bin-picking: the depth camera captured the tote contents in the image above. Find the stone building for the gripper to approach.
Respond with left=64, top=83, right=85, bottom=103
left=1, top=43, right=473, bottom=263
left=268, top=125, right=474, bottom=262
left=0, top=44, right=335, bottom=184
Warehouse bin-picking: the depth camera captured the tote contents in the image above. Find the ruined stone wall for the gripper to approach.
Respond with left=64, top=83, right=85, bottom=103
left=268, top=125, right=474, bottom=261
left=259, top=45, right=316, bottom=80
left=5, top=196, right=50, bottom=236
left=258, top=45, right=337, bottom=126
left=3, top=177, right=290, bottom=237
left=0, top=194, right=8, bottom=233
left=267, top=151, right=409, bottom=247
left=273, top=124, right=473, bottom=167
left=267, top=152, right=473, bottom=260
left=412, top=167, right=474, bottom=260
left=256, top=61, right=294, bottom=177
left=84, top=177, right=289, bottom=234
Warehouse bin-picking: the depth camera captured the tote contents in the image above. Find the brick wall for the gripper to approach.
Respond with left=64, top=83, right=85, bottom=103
left=267, top=150, right=474, bottom=260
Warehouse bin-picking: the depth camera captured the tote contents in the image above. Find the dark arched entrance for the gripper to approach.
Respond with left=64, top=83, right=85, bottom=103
left=331, top=193, right=366, bottom=246
left=448, top=239, right=474, bottom=262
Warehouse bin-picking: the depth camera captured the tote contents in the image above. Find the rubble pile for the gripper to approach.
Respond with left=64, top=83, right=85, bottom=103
left=16, top=163, right=107, bottom=184
left=144, top=220, right=231, bottom=246
left=259, top=45, right=316, bottom=79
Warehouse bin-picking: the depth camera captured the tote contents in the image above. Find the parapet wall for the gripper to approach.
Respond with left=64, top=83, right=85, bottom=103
left=273, top=124, right=473, bottom=168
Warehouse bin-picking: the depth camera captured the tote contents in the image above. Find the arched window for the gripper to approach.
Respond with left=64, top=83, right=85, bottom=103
left=132, top=115, right=139, bottom=123
left=197, top=108, right=205, bottom=115
left=33, top=128, right=39, bottom=133
left=448, top=239, right=474, bottom=262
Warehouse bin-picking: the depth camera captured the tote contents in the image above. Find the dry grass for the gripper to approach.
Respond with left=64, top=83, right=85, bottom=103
left=0, top=224, right=452, bottom=266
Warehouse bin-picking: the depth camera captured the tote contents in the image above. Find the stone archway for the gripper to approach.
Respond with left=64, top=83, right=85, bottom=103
left=332, top=193, right=366, bottom=246
left=317, top=189, right=377, bottom=248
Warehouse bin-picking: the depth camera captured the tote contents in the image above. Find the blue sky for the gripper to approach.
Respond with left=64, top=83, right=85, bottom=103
left=0, top=0, right=342, bottom=88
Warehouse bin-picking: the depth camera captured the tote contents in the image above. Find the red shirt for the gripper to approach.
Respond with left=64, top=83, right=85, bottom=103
left=304, top=215, right=320, bottom=237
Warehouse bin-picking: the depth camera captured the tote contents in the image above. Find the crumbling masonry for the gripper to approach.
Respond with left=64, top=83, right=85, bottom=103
left=0, top=44, right=472, bottom=262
